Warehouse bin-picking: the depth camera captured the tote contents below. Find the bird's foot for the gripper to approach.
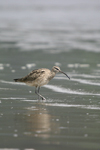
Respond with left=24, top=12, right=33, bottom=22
left=41, top=96, right=46, bottom=100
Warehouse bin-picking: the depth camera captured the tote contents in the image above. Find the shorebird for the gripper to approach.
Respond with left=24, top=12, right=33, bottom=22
left=14, top=66, right=70, bottom=100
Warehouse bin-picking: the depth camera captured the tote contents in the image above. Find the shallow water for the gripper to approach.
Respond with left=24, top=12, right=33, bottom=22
left=0, top=0, right=100, bottom=150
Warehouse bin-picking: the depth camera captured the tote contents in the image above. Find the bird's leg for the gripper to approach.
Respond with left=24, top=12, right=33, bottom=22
left=37, top=87, right=40, bottom=100
left=37, top=87, right=46, bottom=100
left=35, top=87, right=46, bottom=100
left=35, top=87, right=39, bottom=99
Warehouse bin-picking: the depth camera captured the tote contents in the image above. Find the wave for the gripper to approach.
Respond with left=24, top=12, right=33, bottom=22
left=45, top=103, right=100, bottom=110
left=0, top=80, right=25, bottom=85
left=55, top=77, right=100, bottom=86
left=1, top=97, right=26, bottom=100
left=1, top=80, right=100, bottom=96
left=44, top=84, right=100, bottom=96
left=68, top=74, right=100, bottom=79
left=71, top=78, right=100, bottom=86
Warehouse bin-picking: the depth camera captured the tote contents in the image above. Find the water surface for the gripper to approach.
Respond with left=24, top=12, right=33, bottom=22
left=0, top=0, right=100, bottom=150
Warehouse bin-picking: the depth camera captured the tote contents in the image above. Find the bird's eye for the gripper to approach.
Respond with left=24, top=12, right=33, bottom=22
left=55, top=67, right=59, bottom=70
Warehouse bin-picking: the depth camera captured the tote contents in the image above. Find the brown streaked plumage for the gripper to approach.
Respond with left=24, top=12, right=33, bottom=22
left=14, top=66, right=70, bottom=100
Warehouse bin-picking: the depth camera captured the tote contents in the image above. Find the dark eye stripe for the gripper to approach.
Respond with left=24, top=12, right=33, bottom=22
left=55, top=67, right=59, bottom=70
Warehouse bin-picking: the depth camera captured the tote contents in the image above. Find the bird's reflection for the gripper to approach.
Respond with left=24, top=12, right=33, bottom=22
left=14, top=102, right=60, bottom=138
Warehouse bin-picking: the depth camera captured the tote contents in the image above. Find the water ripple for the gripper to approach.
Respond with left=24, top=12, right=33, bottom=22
left=55, top=77, right=100, bottom=86
left=0, top=80, right=100, bottom=96
left=44, top=84, right=100, bottom=96
left=45, top=103, right=100, bottom=110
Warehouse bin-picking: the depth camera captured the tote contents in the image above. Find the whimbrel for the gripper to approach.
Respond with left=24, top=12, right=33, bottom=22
left=14, top=66, right=70, bottom=100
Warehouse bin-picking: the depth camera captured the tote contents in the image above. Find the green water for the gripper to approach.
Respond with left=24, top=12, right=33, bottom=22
left=0, top=0, right=100, bottom=150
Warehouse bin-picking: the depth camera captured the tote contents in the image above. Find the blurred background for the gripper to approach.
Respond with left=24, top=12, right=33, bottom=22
left=0, top=0, right=100, bottom=150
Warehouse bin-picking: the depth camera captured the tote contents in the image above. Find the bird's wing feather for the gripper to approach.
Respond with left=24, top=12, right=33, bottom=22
left=22, top=69, right=45, bottom=81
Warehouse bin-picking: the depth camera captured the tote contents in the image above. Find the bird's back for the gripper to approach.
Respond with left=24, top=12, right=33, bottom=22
left=14, top=68, right=52, bottom=87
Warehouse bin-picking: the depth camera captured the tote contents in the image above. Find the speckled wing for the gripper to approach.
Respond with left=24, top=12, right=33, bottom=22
left=21, top=69, right=45, bottom=82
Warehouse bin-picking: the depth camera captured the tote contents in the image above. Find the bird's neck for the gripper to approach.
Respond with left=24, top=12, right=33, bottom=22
left=48, top=71, right=56, bottom=80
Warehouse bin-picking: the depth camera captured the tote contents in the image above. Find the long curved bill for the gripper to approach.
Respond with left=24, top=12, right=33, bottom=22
left=59, top=70, right=70, bottom=79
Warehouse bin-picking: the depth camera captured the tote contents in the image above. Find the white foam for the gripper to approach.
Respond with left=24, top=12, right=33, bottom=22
left=21, top=99, right=38, bottom=102
left=55, top=62, right=61, bottom=66
left=1, top=80, right=100, bottom=96
left=45, top=103, right=100, bottom=110
left=21, top=66, right=26, bottom=70
left=1, top=97, right=26, bottom=100
left=0, top=63, right=10, bottom=70
left=68, top=63, right=90, bottom=68
left=0, top=80, right=25, bottom=85
left=44, top=84, right=100, bottom=96
left=70, top=74, right=100, bottom=79
left=55, top=77, right=100, bottom=86
left=0, top=149, right=19, bottom=150
left=71, top=78, right=100, bottom=86
left=24, top=149, right=35, bottom=150
left=97, top=64, right=100, bottom=67
left=26, top=63, right=36, bottom=69
left=0, top=66, right=4, bottom=70
left=0, top=63, right=3, bottom=67
left=11, top=70, right=16, bottom=73
left=0, top=88, right=15, bottom=90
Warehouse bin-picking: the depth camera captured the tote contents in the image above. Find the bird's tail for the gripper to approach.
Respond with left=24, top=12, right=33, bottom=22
left=14, top=78, right=23, bottom=82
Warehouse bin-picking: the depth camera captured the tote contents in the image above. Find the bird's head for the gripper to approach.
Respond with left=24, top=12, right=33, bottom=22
left=52, top=66, right=61, bottom=73
left=52, top=66, right=70, bottom=79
